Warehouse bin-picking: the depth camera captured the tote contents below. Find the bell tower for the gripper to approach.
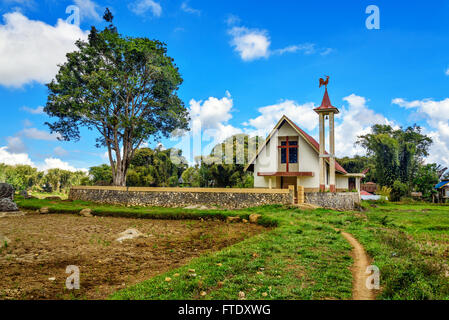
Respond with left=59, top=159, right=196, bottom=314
left=314, top=77, right=339, bottom=192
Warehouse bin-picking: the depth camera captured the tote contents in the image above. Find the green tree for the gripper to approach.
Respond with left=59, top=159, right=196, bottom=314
left=390, top=180, right=408, bottom=202
left=197, top=134, right=261, bottom=188
left=89, top=164, right=113, bottom=185
left=126, top=147, right=187, bottom=187
left=413, top=164, right=439, bottom=199
left=44, top=10, right=189, bottom=186
left=357, top=124, right=432, bottom=188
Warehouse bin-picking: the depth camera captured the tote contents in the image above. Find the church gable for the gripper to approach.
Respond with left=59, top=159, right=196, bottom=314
left=245, top=115, right=347, bottom=175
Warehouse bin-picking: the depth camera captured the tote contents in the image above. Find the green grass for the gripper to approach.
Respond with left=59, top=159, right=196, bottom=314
left=110, top=207, right=353, bottom=300
left=16, top=197, right=449, bottom=300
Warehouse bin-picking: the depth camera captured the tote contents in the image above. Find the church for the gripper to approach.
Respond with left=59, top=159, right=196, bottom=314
left=245, top=85, right=364, bottom=194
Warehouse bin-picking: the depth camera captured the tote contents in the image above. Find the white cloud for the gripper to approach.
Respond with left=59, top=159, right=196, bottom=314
left=243, top=100, right=318, bottom=137
left=129, top=0, right=162, bottom=17
left=20, top=128, right=61, bottom=141
left=227, top=17, right=330, bottom=62
left=53, top=146, right=68, bottom=157
left=6, top=136, right=26, bottom=153
left=181, top=1, right=200, bottom=15
left=0, top=12, right=88, bottom=87
left=393, top=97, right=449, bottom=167
left=74, top=0, right=101, bottom=22
left=0, top=146, right=34, bottom=166
left=189, top=91, right=235, bottom=132
left=21, top=105, right=44, bottom=115
left=228, top=26, right=271, bottom=61
left=38, top=157, right=86, bottom=172
left=335, top=94, right=392, bottom=157
left=445, top=68, right=449, bottom=76
left=274, top=43, right=316, bottom=55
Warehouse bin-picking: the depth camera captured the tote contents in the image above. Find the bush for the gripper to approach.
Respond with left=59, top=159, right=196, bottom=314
left=390, top=180, right=408, bottom=202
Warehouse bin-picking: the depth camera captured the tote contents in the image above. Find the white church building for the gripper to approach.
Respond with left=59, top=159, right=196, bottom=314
left=245, top=87, right=364, bottom=194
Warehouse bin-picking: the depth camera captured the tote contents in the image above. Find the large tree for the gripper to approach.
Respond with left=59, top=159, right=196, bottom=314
left=357, top=124, right=432, bottom=188
left=45, top=9, right=189, bottom=186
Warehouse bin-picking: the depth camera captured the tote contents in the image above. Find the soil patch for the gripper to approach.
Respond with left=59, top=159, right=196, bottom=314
left=0, top=213, right=265, bottom=300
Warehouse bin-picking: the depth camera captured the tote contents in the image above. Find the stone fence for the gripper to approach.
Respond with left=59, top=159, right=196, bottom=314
left=304, top=192, right=361, bottom=211
left=69, top=186, right=295, bottom=209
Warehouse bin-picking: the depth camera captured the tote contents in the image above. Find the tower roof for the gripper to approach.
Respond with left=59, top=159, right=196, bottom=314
left=314, top=88, right=339, bottom=114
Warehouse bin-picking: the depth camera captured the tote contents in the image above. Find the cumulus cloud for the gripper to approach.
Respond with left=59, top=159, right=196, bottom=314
left=335, top=94, right=392, bottom=157
left=181, top=1, right=200, bottom=15
left=228, top=26, right=271, bottom=61
left=243, top=100, right=318, bottom=137
left=0, top=12, right=88, bottom=87
left=21, top=106, right=44, bottom=115
left=129, top=0, right=162, bottom=17
left=227, top=17, right=330, bottom=62
left=20, top=128, right=61, bottom=141
left=188, top=91, right=242, bottom=144
left=392, top=97, right=449, bottom=167
left=6, top=136, right=26, bottom=153
left=74, top=0, right=101, bottom=22
left=0, top=146, right=34, bottom=166
left=38, top=157, right=86, bottom=172
left=446, top=67, right=449, bottom=76
left=53, top=146, right=68, bottom=157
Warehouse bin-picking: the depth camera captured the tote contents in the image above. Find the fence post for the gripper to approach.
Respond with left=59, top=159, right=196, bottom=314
left=297, top=186, right=304, bottom=204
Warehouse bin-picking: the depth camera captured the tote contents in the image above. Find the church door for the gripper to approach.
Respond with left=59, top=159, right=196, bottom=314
left=281, top=177, right=298, bottom=203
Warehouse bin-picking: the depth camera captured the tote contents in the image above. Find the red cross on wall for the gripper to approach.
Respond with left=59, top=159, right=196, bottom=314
left=278, top=136, right=297, bottom=172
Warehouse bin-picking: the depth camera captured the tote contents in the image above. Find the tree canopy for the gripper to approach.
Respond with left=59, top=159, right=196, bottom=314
left=44, top=10, right=189, bottom=186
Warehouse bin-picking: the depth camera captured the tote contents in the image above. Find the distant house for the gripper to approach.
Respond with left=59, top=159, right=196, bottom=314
left=361, top=182, right=377, bottom=194
left=360, top=190, right=381, bottom=201
left=435, top=180, right=449, bottom=203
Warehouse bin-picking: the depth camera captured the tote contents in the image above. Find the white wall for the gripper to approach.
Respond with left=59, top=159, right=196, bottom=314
left=253, top=120, right=349, bottom=190
left=336, top=175, right=349, bottom=190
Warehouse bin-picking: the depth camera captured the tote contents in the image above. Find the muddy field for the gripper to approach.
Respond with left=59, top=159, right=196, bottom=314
left=0, top=213, right=265, bottom=300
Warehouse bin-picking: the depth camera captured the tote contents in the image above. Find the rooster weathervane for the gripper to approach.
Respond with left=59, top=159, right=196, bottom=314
left=319, top=75, right=329, bottom=88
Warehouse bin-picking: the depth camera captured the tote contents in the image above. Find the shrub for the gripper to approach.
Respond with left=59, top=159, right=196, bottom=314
left=390, top=180, right=408, bottom=202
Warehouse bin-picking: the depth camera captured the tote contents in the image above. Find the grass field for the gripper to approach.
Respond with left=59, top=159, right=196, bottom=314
left=12, top=197, right=449, bottom=300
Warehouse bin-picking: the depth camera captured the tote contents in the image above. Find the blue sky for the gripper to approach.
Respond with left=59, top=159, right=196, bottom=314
left=0, top=0, right=449, bottom=171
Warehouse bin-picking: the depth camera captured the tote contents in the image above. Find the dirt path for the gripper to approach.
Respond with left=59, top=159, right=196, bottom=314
left=340, top=231, right=376, bottom=300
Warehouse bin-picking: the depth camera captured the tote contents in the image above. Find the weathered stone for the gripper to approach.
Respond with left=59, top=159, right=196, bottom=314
left=304, top=192, right=360, bottom=211
left=116, top=228, right=144, bottom=242
left=79, top=208, right=92, bottom=217
left=0, top=183, right=14, bottom=200
left=226, top=216, right=241, bottom=223
left=0, top=198, right=19, bottom=212
left=249, top=214, right=262, bottom=224
left=69, top=187, right=294, bottom=209
left=39, top=207, right=50, bottom=214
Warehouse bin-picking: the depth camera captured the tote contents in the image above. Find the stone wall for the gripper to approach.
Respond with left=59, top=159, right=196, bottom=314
left=304, top=192, right=361, bottom=211
left=69, top=186, right=295, bottom=209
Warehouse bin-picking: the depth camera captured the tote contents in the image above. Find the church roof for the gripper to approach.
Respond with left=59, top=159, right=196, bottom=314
left=245, top=115, right=348, bottom=174
left=313, top=88, right=340, bottom=113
